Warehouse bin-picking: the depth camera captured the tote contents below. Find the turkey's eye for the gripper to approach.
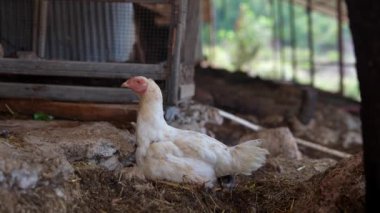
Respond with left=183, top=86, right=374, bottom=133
left=136, top=79, right=141, bottom=84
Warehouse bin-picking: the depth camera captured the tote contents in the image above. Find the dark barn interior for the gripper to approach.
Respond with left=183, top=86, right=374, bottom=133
left=0, top=0, right=379, bottom=212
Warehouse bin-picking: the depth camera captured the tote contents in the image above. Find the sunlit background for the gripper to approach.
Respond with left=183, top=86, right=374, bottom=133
left=201, top=0, right=359, bottom=100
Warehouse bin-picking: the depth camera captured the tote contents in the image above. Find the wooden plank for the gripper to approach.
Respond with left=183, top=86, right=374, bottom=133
left=306, top=0, right=315, bottom=86
left=0, top=58, right=166, bottom=80
left=179, top=83, right=195, bottom=100
left=289, top=0, right=298, bottom=82
left=278, top=0, right=285, bottom=80
left=180, top=0, right=200, bottom=84
left=337, top=0, right=344, bottom=95
left=0, top=82, right=138, bottom=103
left=32, top=0, right=40, bottom=52
left=167, top=0, right=188, bottom=105
left=0, top=99, right=138, bottom=121
left=38, top=0, right=48, bottom=58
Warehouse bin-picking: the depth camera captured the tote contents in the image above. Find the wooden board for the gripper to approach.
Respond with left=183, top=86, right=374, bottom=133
left=0, top=82, right=138, bottom=103
left=179, top=83, right=195, bottom=100
left=0, top=99, right=138, bottom=121
left=0, top=58, right=166, bottom=80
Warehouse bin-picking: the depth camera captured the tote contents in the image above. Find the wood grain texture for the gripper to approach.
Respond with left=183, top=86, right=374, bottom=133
left=0, top=58, right=166, bottom=79
left=0, top=99, right=138, bottom=121
left=0, top=82, right=138, bottom=103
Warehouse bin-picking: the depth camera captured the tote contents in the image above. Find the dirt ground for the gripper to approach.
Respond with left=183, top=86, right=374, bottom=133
left=0, top=66, right=364, bottom=212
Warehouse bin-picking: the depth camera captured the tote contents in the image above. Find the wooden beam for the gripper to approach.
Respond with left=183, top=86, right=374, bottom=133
left=270, top=0, right=279, bottom=76
left=306, top=0, right=316, bottom=86
left=278, top=0, right=286, bottom=80
left=345, top=0, right=380, bottom=209
left=0, top=99, right=138, bottom=121
left=337, top=0, right=344, bottom=95
left=167, top=0, right=187, bottom=105
left=0, top=82, right=138, bottom=103
left=0, top=58, right=166, bottom=80
left=38, top=0, right=48, bottom=58
left=179, top=83, right=195, bottom=100
left=289, top=0, right=298, bottom=82
left=32, top=0, right=40, bottom=52
left=180, top=0, right=200, bottom=86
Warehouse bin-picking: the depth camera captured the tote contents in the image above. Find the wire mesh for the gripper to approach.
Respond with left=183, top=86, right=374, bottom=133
left=0, top=0, right=172, bottom=64
left=0, top=0, right=34, bottom=56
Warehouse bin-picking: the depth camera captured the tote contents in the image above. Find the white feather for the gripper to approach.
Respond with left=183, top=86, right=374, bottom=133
left=132, top=77, right=268, bottom=186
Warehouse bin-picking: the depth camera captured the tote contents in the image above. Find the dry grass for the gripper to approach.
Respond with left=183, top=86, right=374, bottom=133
left=71, top=165, right=307, bottom=213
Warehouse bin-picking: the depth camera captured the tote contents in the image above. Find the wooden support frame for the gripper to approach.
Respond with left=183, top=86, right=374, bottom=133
left=289, top=0, right=298, bottom=83
left=0, top=58, right=166, bottom=80
left=270, top=0, right=279, bottom=76
left=337, top=0, right=344, bottom=95
left=306, top=0, right=315, bottom=86
left=167, top=0, right=188, bottom=105
left=0, top=0, right=190, bottom=105
left=278, top=0, right=285, bottom=80
left=0, top=82, right=138, bottom=103
left=38, top=0, right=48, bottom=58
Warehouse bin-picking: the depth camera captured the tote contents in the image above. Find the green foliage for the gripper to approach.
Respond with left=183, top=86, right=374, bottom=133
left=202, top=0, right=359, bottom=100
left=33, top=112, right=54, bottom=121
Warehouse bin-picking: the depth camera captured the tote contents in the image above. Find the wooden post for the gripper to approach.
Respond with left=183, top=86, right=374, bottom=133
left=38, top=0, right=48, bottom=58
left=270, top=0, right=279, bottom=75
left=178, top=0, right=200, bottom=100
left=32, top=0, right=40, bottom=52
left=278, top=0, right=285, bottom=80
left=167, top=0, right=187, bottom=105
left=337, top=0, right=345, bottom=95
left=289, top=0, right=298, bottom=83
left=345, top=0, right=380, bottom=211
left=306, top=0, right=315, bottom=86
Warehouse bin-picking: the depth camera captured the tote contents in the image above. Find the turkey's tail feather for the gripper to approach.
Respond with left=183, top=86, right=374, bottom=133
left=230, top=139, right=269, bottom=175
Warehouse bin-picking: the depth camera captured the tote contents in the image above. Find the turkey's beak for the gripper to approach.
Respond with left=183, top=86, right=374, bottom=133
left=121, top=80, right=130, bottom=88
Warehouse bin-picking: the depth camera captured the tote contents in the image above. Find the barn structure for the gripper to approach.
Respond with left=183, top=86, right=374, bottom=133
left=0, top=0, right=200, bottom=114
left=0, top=0, right=379, bottom=212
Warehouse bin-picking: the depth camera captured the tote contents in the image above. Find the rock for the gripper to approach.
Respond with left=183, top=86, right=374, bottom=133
left=240, top=127, right=302, bottom=160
